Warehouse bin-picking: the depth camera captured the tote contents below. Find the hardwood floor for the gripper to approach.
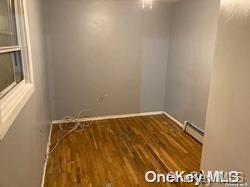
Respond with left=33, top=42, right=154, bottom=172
left=44, top=114, right=202, bottom=187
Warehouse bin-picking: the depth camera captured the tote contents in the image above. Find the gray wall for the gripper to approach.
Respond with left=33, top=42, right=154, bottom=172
left=201, top=0, right=250, bottom=184
left=164, top=0, right=220, bottom=131
left=43, top=0, right=171, bottom=120
left=0, top=0, right=51, bottom=186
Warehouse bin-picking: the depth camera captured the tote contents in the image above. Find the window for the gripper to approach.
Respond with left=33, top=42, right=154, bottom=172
left=0, top=0, right=34, bottom=140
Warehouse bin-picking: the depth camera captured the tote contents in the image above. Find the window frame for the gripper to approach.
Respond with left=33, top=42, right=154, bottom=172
left=0, top=0, right=34, bottom=140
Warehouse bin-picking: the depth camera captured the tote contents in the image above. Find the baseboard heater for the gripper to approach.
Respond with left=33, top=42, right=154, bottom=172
left=183, top=121, right=204, bottom=144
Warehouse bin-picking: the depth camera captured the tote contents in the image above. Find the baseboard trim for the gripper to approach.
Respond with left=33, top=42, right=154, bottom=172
left=41, top=123, right=53, bottom=187
left=52, top=111, right=203, bottom=143
left=52, top=111, right=164, bottom=124
left=162, top=112, right=184, bottom=129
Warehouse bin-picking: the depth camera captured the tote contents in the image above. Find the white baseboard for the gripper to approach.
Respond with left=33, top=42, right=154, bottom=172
left=52, top=111, right=164, bottom=124
left=51, top=111, right=202, bottom=144
left=41, top=123, right=53, bottom=187
left=162, top=112, right=184, bottom=129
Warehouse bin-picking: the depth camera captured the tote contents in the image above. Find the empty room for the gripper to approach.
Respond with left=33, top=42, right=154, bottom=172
left=0, top=0, right=249, bottom=186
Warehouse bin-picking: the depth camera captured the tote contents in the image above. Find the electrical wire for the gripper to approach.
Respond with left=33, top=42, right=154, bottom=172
left=48, top=110, right=93, bottom=154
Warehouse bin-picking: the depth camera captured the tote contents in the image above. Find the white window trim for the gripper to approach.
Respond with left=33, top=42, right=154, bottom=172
left=0, top=0, right=35, bottom=141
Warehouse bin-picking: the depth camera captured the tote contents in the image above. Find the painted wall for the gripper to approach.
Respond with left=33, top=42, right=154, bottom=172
left=164, top=0, right=220, bottom=131
left=201, top=0, right=250, bottom=184
left=43, top=0, right=171, bottom=120
left=0, top=0, right=51, bottom=186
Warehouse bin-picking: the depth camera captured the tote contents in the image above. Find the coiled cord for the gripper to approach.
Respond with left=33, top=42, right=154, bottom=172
left=48, top=110, right=93, bottom=154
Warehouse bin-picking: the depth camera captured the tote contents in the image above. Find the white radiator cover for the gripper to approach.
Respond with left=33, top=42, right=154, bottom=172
left=184, top=121, right=204, bottom=144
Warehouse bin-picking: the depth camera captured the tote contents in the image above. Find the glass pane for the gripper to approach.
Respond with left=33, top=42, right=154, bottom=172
left=13, top=51, right=23, bottom=83
left=0, top=51, right=23, bottom=93
left=0, top=0, right=18, bottom=47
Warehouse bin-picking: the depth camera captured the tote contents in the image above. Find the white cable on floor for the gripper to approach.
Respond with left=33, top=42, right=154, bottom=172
left=48, top=110, right=93, bottom=154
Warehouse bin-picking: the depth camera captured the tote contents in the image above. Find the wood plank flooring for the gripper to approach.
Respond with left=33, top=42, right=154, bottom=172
left=44, top=114, right=202, bottom=187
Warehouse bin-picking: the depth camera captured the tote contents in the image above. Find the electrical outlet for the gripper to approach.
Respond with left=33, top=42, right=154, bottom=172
left=39, top=129, right=43, bottom=137
left=99, top=94, right=109, bottom=103
left=99, top=96, right=104, bottom=103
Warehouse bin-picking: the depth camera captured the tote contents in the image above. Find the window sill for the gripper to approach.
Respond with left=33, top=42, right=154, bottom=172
left=0, top=81, right=34, bottom=140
